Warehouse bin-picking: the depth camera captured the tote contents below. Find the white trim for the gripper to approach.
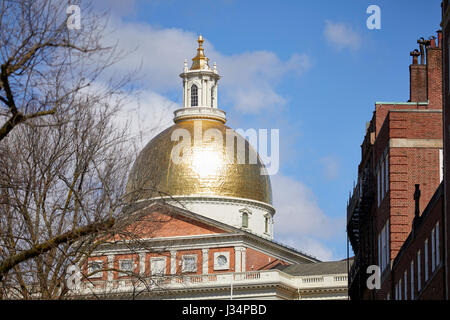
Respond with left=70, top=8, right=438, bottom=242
left=213, top=251, right=230, bottom=271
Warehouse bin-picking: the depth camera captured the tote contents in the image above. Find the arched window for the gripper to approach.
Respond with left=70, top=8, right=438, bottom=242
left=191, top=84, right=198, bottom=107
left=265, top=217, right=269, bottom=233
left=211, top=86, right=214, bottom=107
left=242, top=212, right=248, bottom=228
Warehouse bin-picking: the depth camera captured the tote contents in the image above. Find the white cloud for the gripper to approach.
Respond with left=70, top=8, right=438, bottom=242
left=103, top=18, right=310, bottom=114
left=319, top=155, right=340, bottom=180
left=278, top=236, right=334, bottom=261
left=324, top=20, right=361, bottom=51
left=115, top=90, right=178, bottom=150
left=271, top=174, right=343, bottom=261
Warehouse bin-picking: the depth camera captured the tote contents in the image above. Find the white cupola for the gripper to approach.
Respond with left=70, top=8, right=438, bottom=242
left=174, top=35, right=226, bottom=124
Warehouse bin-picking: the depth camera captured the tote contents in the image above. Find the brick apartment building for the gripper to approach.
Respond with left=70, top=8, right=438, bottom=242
left=347, top=28, right=445, bottom=299
left=442, top=0, right=450, bottom=300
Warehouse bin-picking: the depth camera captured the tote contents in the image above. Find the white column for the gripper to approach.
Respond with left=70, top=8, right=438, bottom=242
left=107, top=255, right=114, bottom=288
left=202, top=249, right=209, bottom=274
left=203, top=78, right=208, bottom=107
left=241, top=248, right=246, bottom=272
left=214, top=83, right=218, bottom=108
left=139, top=253, right=146, bottom=276
left=234, top=247, right=242, bottom=273
left=170, top=250, right=177, bottom=275
left=206, top=80, right=211, bottom=108
left=183, top=78, right=187, bottom=108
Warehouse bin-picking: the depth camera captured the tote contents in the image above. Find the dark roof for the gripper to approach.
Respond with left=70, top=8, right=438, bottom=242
left=275, top=260, right=351, bottom=276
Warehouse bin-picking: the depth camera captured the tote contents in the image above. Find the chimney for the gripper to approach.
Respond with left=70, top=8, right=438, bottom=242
left=429, top=36, right=437, bottom=48
left=410, top=49, right=420, bottom=65
left=437, top=30, right=443, bottom=48
left=409, top=41, right=428, bottom=102
left=426, top=32, right=443, bottom=108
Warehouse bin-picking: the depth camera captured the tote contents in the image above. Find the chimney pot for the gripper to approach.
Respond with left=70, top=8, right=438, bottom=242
left=437, top=30, right=443, bottom=48
left=410, top=49, right=420, bottom=65
left=429, top=36, right=437, bottom=48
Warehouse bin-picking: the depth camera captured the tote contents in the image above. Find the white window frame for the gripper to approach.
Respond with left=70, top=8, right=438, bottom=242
left=119, top=259, right=135, bottom=276
left=150, top=257, right=167, bottom=276
left=87, top=260, right=103, bottom=279
left=439, top=149, right=443, bottom=182
left=181, top=254, right=198, bottom=273
left=213, top=251, right=230, bottom=271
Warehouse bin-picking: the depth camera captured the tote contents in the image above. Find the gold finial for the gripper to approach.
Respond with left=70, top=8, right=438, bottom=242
left=190, top=34, right=210, bottom=70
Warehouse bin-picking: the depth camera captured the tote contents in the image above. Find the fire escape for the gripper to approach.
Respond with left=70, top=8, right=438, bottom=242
left=347, top=128, right=375, bottom=299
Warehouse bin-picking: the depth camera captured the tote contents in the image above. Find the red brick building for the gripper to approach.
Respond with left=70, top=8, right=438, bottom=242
left=442, top=0, right=450, bottom=300
left=347, top=29, right=444, bottom=299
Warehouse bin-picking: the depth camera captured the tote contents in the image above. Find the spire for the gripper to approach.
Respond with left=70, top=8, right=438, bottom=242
left=190, top=35, right=211, bottom=70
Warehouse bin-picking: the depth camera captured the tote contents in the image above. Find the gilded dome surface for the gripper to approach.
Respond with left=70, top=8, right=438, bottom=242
left=126, top=119, right=272, bottom=205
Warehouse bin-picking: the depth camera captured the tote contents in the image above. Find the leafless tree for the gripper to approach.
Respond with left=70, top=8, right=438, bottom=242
left=0, top=0, right=182, bottom=299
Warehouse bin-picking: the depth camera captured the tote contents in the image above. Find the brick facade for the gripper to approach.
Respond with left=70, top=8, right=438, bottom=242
left=347, top=27, right=445, bottom=300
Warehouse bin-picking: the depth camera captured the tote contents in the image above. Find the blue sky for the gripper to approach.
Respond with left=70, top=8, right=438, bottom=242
left=98, top=0, right=442, bottom=260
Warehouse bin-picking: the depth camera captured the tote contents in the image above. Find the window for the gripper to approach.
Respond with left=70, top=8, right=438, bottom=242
left=381, top=160, right=385, bottom=199
left=119, top=259, right=134, bottom=276
left=88, top=261, right=103, bottom=278
left=394, top=283, right=398, bottom=300
left=404, top=271, right=407, bottom=300
left=385, top=154, right=389, bottom=192
left=150, top=257, right=166, bottom=276
left=211, top=87, right=214, bottom=107
left=191, top=84, right=198, bottom=106
left=411, top=261, right=414, bottom=300
left=181, top=254, right=197, bottom=273
left=380, top=226, right=385, bottom=271
left=378, top=234, right=381, bottom=268
left=213, top=252, right=230, bottom=270
left=377, top=168, right=381, bottom=206
left=431, top=228, right=436, bottom=272
left=379, top=220, right=390, bottom=272
left=436, top=222, right=440, bottom=267
left=399, top=279, right=402, bottom=300
left=265, top=216, right=269, bottom=233
left=242, top=212, right=248, bottom=228
left=417, top=250, right=421, bottom=292
left=424, top=239, right=429, bottom=282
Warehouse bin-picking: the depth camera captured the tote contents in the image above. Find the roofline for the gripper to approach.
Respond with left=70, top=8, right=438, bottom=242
left=120, top=200, right=319, bottom=263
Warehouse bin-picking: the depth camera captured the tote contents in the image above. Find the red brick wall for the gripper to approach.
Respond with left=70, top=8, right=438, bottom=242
left=427, top=47, right=443, bottom=109
left=379, top=191, right=444, bottom=300
left=117, top=210, right=227, bottom=240
left=410, top=64, right=427, bottom=102
left=442, top=2, right=450, bottom=300
left=245, top=247, right=284, bottom=271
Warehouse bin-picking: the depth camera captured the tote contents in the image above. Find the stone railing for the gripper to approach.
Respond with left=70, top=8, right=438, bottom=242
left=74, top=269, right=348, bottom=296
left=173, top=107, right=226, bottom=123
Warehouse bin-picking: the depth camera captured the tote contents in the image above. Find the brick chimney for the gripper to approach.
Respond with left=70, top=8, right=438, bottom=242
left=426, top=33, right=443, bottom=108
left=409, top=39, right=427, bottom=102
left=409, top=33, right=442, bottom=107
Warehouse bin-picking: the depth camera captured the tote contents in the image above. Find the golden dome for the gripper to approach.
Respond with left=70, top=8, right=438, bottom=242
left=126, top=119, right=272, bottom=205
